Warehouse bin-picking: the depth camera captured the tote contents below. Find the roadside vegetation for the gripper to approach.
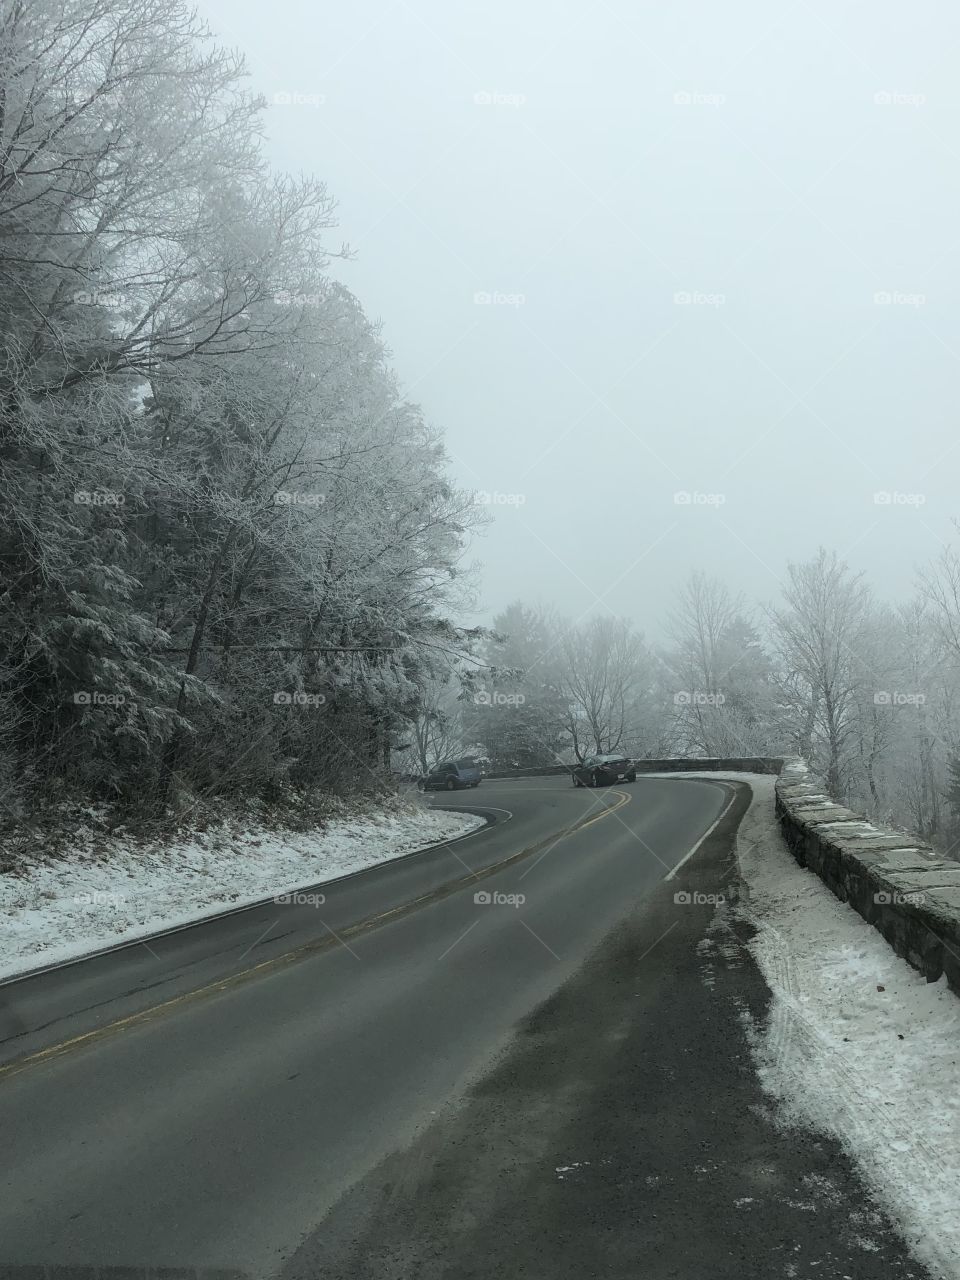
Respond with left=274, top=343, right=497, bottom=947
left=423, top=554, right=960, bottom=858
left=0, top=0, right=484, bottom=841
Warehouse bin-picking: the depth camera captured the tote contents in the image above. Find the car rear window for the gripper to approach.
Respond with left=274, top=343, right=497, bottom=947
left=455, top=757, right=476, bottom=769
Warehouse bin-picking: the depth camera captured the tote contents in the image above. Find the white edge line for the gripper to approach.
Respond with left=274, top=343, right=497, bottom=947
left=664, top=788, right=739, bottom=881
left=437, top=805, right=514, bottom=818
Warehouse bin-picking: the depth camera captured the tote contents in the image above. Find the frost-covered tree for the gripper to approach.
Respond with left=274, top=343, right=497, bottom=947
left=554, top=615, right=658, bottom=760
left=663, top=573, right=785, bottom=757
left=769, top=549, right=872, bottom=798
left=463, top=603, right=568, bottom=769
left=0, top=0, right=480, bottom=820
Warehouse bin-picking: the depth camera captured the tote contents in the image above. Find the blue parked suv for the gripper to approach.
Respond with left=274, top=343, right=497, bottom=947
left=418, top=758, right=482, bottom=791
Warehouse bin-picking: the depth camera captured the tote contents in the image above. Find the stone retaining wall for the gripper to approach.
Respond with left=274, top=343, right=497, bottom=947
left=776, top=757, right=960, bottom=992
left=483, top=757, right=783, bottom=780
left=632, top=757, right=783, bottom=775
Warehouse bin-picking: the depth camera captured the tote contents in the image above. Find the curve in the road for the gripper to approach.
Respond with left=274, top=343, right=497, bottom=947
left=0, top=781, right=635, bottom=1076
left=1, top=774, right=735, bottom=1278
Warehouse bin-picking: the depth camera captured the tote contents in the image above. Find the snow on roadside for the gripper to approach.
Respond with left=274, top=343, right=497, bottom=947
left=711, top=772, right=960, bottom=1280
left=0, top=800, right=485, bottom=982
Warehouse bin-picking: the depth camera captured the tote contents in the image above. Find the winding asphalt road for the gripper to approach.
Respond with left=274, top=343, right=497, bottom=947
left=0, top=775, right=932, bottom=1279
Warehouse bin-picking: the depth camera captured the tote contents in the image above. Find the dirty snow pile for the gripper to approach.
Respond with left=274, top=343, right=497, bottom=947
left=0, top=800, right=484, bottom=981
left=725, top=773, right=960, bottom=1280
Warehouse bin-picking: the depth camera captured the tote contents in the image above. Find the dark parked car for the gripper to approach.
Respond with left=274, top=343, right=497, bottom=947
left=572, top=753, right=637, bottom=787
left=418, top=757, right=482, bottom=791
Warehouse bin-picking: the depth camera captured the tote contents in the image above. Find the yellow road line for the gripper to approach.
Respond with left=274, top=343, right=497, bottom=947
left=580, top=789, right=630, bottom=827
left=0, top=790, right=631, bottom=1084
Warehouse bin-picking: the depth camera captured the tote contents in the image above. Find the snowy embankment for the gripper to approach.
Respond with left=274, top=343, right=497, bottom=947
left=0, top=799, right=485, bottom=982
left=690, top=771, right=960, bottom=1280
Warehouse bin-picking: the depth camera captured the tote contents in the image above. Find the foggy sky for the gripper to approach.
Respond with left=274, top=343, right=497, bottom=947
left=197, top=0, right=960, bottom=637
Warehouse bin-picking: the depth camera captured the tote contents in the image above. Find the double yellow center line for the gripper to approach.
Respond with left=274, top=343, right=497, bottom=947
left=0, top=789, right=632, bottom=1083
